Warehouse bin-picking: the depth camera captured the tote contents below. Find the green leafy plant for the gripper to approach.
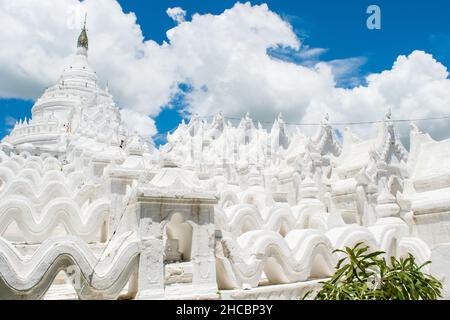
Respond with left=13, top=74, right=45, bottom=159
left=303, top=242, right=442, bottom=300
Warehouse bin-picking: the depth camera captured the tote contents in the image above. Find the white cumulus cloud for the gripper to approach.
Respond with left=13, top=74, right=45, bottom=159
left=120, top=109, right=157, bottom=138
left=302, top=51, right=450, bottom=141
left=167, top=7, right=186, bottom=24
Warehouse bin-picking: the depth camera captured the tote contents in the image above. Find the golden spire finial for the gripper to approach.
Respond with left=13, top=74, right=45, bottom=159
left=77, top=13, right=89, bottom=50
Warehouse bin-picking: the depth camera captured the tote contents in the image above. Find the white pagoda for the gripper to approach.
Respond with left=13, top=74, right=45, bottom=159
left=3, top=21, right=127, bottom=159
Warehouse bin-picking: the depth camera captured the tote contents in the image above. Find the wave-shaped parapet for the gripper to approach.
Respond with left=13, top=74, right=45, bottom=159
left=216, top=201, right=332, bottom=237
left=0, top=233, right=139, bottom=300
left=216, top=219, right=410, bottom=290
left=0, top=153, right=109, bottom=244
left=0, top=197, right=110, bottom=243
left=218, top=204, right=296, bottom=237
left=216, top=229, right=336, bottom=290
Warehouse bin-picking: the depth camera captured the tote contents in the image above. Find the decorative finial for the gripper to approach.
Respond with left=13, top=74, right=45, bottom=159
left=77, top=13, right=89, bottom=50
left=278, top=112, right=283, bottom=121
left=385, top=107, right=392, bottom=120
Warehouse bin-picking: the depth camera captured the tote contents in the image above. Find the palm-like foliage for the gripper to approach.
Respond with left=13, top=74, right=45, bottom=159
left=305, top=242, right=442, bottom=300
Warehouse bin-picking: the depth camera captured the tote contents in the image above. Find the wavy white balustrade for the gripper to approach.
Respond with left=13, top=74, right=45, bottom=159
left=0, top=156, right=65, bottom=186
left=216, top=229, right=336, bottom=289
left=217, top=201, right=332, bottom=237
left=218, top=204, right=296, bottom=237
left=4, top=155, right=61, bottom=172
left=368, top=217, right=410, bottom=258
left=216, top=219, right=412, bottom=290
left=16, top=169, right=66, bottom=187
left=0, top=178, right=98, bottom=210
left=0, top=155, right=102, bottom=208
left=0, top=197, right=110, bottom=243
left=1, top=159, right=22, bottom=175
left=0, top=233, right=139, bottom=300
left=0, top=153, right=111, bottom=243
left=397, top=237, right=432, bottom=272
left=326, top=226, right=378, bottom=253
left=293, top=204, right=330, bottom=231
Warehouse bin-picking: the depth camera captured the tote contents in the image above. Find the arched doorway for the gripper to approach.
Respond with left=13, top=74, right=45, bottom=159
left=165, top=213, right=193, bottom=263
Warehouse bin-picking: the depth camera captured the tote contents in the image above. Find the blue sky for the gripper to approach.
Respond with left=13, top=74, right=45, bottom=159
left=119, top=0, right=450, bottom=141
left=1, top=0, right=450, bottom=144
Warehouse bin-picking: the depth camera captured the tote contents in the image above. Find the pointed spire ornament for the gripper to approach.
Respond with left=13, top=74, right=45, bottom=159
left=77, top=13, right=89, bottom=51
left=385, top=107, right=392, bottom=120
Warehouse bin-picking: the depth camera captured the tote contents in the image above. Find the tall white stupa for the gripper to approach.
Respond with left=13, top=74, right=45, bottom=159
left=2, top=19, right=126, bottom=156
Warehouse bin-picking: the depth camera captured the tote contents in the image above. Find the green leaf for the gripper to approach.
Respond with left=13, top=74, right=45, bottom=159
left=304, top=243, right=443, bottom=300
